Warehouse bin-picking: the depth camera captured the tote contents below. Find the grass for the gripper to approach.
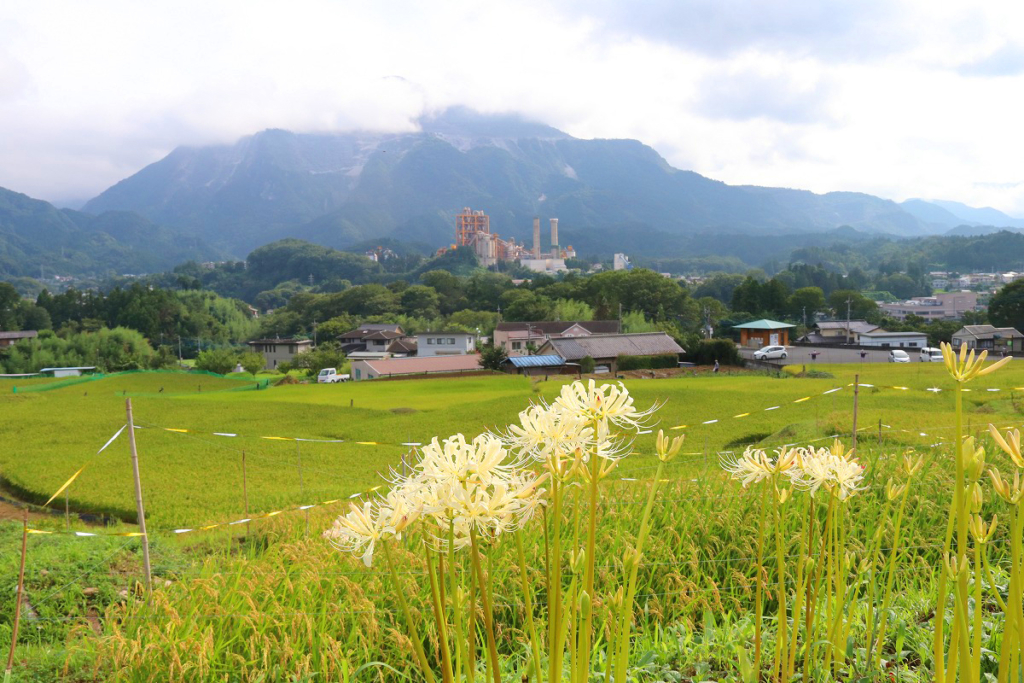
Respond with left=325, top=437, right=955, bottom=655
left=1, top=361, right=1023, bottom=681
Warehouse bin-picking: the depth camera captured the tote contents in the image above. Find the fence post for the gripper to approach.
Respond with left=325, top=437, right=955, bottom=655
left=125, top=399, right=152, bottom=592
left=4, top=510, right=28, bottom=683
left=878, top=418, right=882, bottom=446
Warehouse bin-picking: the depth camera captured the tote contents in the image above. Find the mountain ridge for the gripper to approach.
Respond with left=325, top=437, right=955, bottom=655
left=78, top=108, right=1022, bottom=258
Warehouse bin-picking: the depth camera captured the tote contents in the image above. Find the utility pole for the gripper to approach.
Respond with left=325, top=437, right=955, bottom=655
left=846, top=297, right=852, bottom=344
left=313, top=318, right=317, bottom=347
left=802, top=306, right=807, bottom=329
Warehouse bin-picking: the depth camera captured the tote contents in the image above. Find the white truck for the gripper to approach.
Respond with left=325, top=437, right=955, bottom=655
left=317, top=368, right=350, bottom=383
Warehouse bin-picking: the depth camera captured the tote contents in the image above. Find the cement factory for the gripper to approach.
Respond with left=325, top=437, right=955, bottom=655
left=453, top=207, right=575, bottom=273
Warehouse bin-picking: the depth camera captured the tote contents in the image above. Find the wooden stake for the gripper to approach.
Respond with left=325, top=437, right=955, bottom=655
left=878, top=418, right=882, bottom=446
left=125, top=399, right=152, bottom=591
left=241, top=450, right=250, bottom=536
left=4, top=510, right=28, bottom=683
left=64, top=489, right=70, bottom=532
left=296, top=441, right=308, bottom=536
left=852, top=374, right=860, bottom=454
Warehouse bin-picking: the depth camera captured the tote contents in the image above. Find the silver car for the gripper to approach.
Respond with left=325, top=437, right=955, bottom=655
left=753, top=345, right=787, bottom=360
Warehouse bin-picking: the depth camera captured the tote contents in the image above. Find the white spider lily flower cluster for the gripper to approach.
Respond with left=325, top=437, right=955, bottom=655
left=553, top=379, right=660, bottom=432
left=721, top=446, right=800, bottom=488
left=722, top=440, right=865, bottom=501
left=326, top=433, right=548, bottom=565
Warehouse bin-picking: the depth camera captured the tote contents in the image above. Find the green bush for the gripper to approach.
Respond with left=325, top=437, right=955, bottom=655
left=685, top=339, right=742, bottom=366
left=580, top=355, right=596, bottom=374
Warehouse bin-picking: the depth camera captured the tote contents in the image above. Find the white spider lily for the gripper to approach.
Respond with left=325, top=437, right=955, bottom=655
left=791, top=444, right=865, bottom=501
left=324, top=496, right=418, bottom=567
left=721, top=447, right=774, bottom=488
left=553, top=379, right=658, bottom=432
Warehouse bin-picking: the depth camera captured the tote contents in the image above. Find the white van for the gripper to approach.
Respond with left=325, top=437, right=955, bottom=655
left=317, top=368, right=350, bottom=383
left=919, top=347, right=943, bottom=362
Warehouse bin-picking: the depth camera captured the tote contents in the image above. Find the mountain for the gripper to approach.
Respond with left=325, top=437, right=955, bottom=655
left=928, top=200, right=1024, bottom=229
left=83, top=108, right=948, bottom=257
left=0, top=186, right=221, bottom=280
left=899, top=199, right=975, bottom=230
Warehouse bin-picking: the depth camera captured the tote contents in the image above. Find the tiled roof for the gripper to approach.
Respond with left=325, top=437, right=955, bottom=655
left=388, top=339, right=418, bottom=354
left=815, top=321, right=878, bottom=334
left=359, top=355, right=481, bottom=376
left=540, top=333, right=683, bottom=361
left=957, top=325, right=1024, bottom=339
left=495, top=321, right=621, bottom=334
left=363, top=330, right=404, bottom=340
left=0, top=330, right=38, bottom=340
left=247, top=338, right=313, bottom=345
left=339, top=325, right=404, bottom=340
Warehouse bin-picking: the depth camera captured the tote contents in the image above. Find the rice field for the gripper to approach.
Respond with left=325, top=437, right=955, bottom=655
left=2, top=359, right=1023, bottom=681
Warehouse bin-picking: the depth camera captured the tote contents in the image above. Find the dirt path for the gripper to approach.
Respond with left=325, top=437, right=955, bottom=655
left=0, top=498, right=50, bottom=523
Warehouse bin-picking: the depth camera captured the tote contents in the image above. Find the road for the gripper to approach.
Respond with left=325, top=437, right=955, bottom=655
left=738, top=346, right=935, bottom=366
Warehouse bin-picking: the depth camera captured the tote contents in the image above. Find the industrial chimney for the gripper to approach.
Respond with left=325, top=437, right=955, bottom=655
left=550, top=218, right=559, bottom=257
left=533, top=217, right=541, bottom=258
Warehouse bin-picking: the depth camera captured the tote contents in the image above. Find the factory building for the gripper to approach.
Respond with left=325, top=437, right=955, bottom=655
left=454, top=208, right=574, bottom=273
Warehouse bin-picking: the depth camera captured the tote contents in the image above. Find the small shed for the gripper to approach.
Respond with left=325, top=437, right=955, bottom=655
left=39, top=366, right=97, bottom=378
left=504, top=354, right=570, bottom=376
left=733, top=320, right=795, bottom=348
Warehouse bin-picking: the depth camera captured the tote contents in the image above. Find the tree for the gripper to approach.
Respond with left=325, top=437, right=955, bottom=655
left=194, top=348, right=240, bottom=375
left=828, top=290, right=877, bottom=320
left=239, top=351, right=266, bottom=378
left=788, top=287, right=826, bottom=323
left=579, top=355, right=595, bottom=374
left=287, top=342, right=347, bottom=377
left=479, top=344, right=508, bottom=371
left=500, top=290, right=554, bottom=322
left=621, top=310, right=658, bottom=333
left=989, top=280, right=1024, bottom=332
left=553, top=298, right=594, bottom=322
left=401, top=285, right=441, bottom=318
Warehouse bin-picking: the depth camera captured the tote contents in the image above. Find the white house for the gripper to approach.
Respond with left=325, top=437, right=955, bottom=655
left=857, top=331, right=929, bottom=348
left=415, top=331, right=477, bottom=357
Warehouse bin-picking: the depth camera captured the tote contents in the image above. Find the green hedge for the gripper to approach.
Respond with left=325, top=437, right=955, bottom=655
left=615, top=353, right=679, bottom=371
left=685, top=339, right=742, bottom=366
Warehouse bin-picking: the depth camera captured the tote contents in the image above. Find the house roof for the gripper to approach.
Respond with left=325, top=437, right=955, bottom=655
left=0, top=330, right=38, bottom=340
left=356, top=355, right=481, bottom=376
left=815, top=321, right=879, bottom=334
left=495, top=321, right=621, bottom=335
left=956, top=325, right=1024, bottom=339
left=733, top=319, right=796, bottom=330
left=539, top=332, right=683, bottom=361
left=507, top=355, right=567, bottom=368
left=363, top=330, right=404, bottom=340
left=247, top=338, right=313, bottom=345
left=39, top=366, right=96, bottom=372
left=419, top=331, right=475, bottom=336
left=339, top=325, right=404, bottom=339
left=858, top=331, right=928, bottom=338
left=388, top=338, right=418, bottom=354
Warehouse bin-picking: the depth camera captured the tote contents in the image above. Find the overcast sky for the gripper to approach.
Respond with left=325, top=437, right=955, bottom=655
left=2, top=1, right=1023, bottom=215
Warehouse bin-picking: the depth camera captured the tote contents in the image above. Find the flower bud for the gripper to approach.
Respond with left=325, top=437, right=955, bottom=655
left=579, top=590, right=592, bottom=620
left=656, top=429, right=684, bottom=463
left=966, top=446, right=986, bottom=482
left=970, top=482, right=984, bottom=513
left=902, top=452, right=925, bottom=477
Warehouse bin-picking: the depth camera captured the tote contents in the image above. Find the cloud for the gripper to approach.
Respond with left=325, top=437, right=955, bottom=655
left=958, top=43, right=1024, bottom=77
left=694, top=65, right=834, bottom=125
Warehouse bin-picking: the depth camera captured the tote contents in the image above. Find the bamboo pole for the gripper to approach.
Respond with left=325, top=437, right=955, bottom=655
left=125, top=399, right=152, bottom=591
left=4, top=510, right=29, bottom=683
left=852, top=374, right=859, bottom=454
left=242, top=450, right=250, bottom=536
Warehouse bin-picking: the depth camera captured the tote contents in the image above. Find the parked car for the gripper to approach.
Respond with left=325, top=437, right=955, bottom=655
left=919, top=347, right=943, bottom=362
left=753, top=345, right=787, bottom=360
left=888, top=350, right=910, bottom=363
left=317, top=367, right=350, bottom=383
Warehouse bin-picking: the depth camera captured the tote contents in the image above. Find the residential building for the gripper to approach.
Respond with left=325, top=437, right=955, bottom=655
left=732, top=320, right=795, bottom=348
left=857, top=331, right=929, bottom=348
left=613, top=253, right=632, bottom=271
left=493, top=321, right=621, bottom=357
left=350, top=354, right=482, bottom=381
left=0, top=330, right=38, bottom=349
left=802, top=320, right=880, bottom=345
left=337, top=324, right=411, bottom=360
left=878, top=291, right=979, bottom=321
left=952, top=325, right=1024, bottom=353
left=246, top=338, right=313, bottom=370
left=416, top=331, right=477, bottom=357
left=536, top=332, right=683, bottom=373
